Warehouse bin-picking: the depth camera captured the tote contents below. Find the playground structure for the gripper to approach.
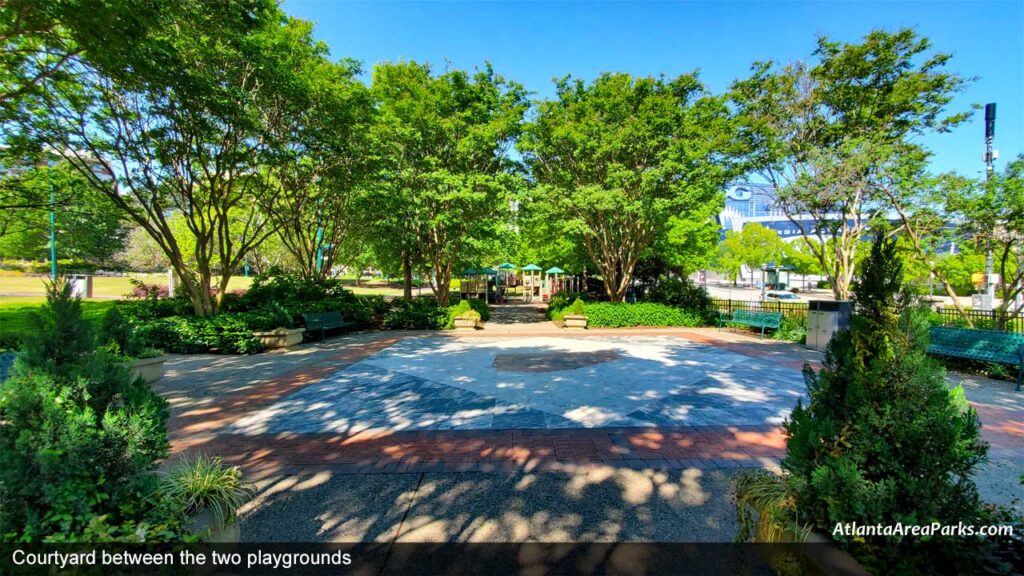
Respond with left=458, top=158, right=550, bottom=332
left=459, top=263, right=581, bottom=304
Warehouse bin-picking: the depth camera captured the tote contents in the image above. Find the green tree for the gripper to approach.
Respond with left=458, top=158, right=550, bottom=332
left=0, top=161, right=126, bottom=263
left=25, top=2, right=324, bottom=316
left=732, top=29, right=971, bottom=300
left=783, top=235, right=988, bottom=572
left=712, top=223, right=784, bottom=285
left=368, top=61, right=528, bottom=306
left=941, top=156, right=1023, bottom=329
left=262, top=56, right=374, bottom=282
left=521, top=72, right=739, bottom=301
left=713, top=231, right=745, bottom=285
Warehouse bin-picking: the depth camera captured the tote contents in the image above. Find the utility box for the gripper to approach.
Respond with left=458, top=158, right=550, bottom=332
left=972, top=293, right=994, bottom=311
left=806, top=300, right=851, bottom=352
left=68, top=275, right=94, bottom=298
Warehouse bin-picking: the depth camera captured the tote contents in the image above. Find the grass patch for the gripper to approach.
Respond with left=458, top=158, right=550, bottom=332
left=0, top=274, right=254, bottom=299
left=0, top=297, right=116, bottom=350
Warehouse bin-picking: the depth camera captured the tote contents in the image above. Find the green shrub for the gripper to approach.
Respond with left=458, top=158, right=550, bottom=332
left=781, top=236, right=993, bottom=572
left=385, top=297, right=448, bottom=330
left=443, top=299, right=489, bottom=329
left=545, top=291, right=589, bottom=320
left=583, top=302, right=704, bottom=328
left=242, top=301, right=294, bottom=332
left=240, top=273, right=370, bottom=326
left=0, top=278, right=189, bottom=542
left=358, top=295, right=390, bottom=317
left=772, top=314, right=807, bottom=344
left=648, top=276, right=713, bottom=312
left=135, top=314, right=264, bottom=354
left=159, top=455, right=255, bottom=529
left=565, top=298, right=587, bottom=316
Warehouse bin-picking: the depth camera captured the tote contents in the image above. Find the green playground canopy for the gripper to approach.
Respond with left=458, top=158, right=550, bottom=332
left=522, top=264, right=542, bottom=272
left=545, top=267, right=565, bottom=274
left=479, top=267, right=497, bottom=275
left=498, top=262, right=516, bottom=270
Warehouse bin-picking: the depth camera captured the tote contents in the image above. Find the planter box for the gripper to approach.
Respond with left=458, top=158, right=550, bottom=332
left=254, top=327, right=305, bottom=349
left=757, top=525, right=870, bottom=576
left=188, top=508, right=240, bottom=544
left=454, top=317, right=479, bottom=330
left=563, top=315, right=588, bottom=330
left=123, top=355, right=166, bottom=384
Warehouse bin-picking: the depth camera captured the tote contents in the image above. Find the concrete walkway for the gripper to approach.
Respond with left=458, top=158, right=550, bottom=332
left=157, top=326, right=1023, bottom=542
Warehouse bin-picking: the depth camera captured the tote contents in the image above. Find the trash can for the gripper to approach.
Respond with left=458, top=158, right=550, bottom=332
left=806, top=300, right=851, bottom=352
left=69, top=274, right=94, bottom=298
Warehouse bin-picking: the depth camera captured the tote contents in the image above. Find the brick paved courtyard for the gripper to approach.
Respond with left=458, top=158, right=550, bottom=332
left=156, top=325, right=1022, bottom=542
left=161, top=327, right=1021, bottom=476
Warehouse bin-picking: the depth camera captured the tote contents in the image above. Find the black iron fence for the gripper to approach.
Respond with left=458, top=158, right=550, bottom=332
left=710, top=299, right=1023, bottom=333
left=930, top=307, right=1024, bottom=333
left=711, top=299, right=808, bottom=319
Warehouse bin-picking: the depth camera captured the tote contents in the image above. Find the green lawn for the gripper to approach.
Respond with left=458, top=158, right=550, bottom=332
left=0, top=297, right=116, bottom=350
left=0, top=274, right=254, bottom=299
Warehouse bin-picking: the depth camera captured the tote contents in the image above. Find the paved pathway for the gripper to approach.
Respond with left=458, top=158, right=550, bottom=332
left=158, top=324, right=1023, bottom=541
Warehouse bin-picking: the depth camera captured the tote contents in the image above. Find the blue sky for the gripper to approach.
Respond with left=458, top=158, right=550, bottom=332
left=283, top=0, right=1022, bottom=177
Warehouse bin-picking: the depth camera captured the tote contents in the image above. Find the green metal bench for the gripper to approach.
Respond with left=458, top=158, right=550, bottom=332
left=301, top=311, right=354, bottom=341
left=718, top=309, right=783, bottom=338
left=927, top=326, right=1024, bottom=391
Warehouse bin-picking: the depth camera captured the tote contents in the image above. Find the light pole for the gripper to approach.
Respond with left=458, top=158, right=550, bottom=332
left=982, top=103, right=998, bottom=308
left=929, top=261, right=935, bottom=299
left=48, top=159, right=56, bottom=280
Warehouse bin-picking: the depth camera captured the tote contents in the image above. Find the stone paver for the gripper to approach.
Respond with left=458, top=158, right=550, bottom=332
left=163, top=323, right=1022, bottom=522
left=226, top=336, right=808, bottom=434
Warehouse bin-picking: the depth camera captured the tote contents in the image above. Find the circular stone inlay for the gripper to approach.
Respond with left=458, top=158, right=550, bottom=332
left=492, top=350, right=621, bottom=373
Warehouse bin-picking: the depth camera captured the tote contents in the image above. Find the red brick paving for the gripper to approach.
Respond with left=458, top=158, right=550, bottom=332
left=166, top=330, right=1021, bottom=475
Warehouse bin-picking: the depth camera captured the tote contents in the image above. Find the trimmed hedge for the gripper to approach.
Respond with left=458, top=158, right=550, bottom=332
left=584, top=302, right=704, bottom=328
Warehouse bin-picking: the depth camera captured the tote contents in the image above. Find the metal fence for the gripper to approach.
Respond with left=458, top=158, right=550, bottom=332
left=711, top=299, right=808, bottom=319
left=709, top=299, right=1023, bottom=333
left=930, top=307, right=1024, bottom=333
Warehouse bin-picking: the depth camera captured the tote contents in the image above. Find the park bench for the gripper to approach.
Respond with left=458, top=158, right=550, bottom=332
left=718, top=308, right=783, bottom=338
left=927, top=326, right=1024, bottom=391
left=301, top=311, right=354, bottom=341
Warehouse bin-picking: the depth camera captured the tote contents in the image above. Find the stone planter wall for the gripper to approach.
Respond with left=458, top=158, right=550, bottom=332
left=563, top=315, right=588, bottom=330
left=454, top=318, right=479, bottom=331
left=755, top=524, right=870, bottom=576
left=123, top=355, right=166, bottom=384
left=188, top=508, right=240, bottom=544
left=254, top=327, right=305, bottom=349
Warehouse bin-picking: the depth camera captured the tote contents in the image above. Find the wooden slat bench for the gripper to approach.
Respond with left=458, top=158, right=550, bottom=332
left=927, top=326, right=1024, bottom=391
left=718, top=309, right=783, bottom=338
left=301, top=311, right=354, bottom=341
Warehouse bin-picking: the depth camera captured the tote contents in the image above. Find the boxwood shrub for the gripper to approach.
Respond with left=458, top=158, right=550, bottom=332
left=584, top=302, right=704, bottom=328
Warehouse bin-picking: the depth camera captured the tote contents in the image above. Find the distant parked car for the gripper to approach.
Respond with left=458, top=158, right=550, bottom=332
left=765, top=291, right=802, bottom=302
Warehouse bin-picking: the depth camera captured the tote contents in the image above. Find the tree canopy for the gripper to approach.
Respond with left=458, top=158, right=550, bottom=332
left=521, top=72, right=740, bottom=301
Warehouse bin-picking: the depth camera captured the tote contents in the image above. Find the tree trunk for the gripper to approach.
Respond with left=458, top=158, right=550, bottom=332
left=402, top=254, right=413, bottom=299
